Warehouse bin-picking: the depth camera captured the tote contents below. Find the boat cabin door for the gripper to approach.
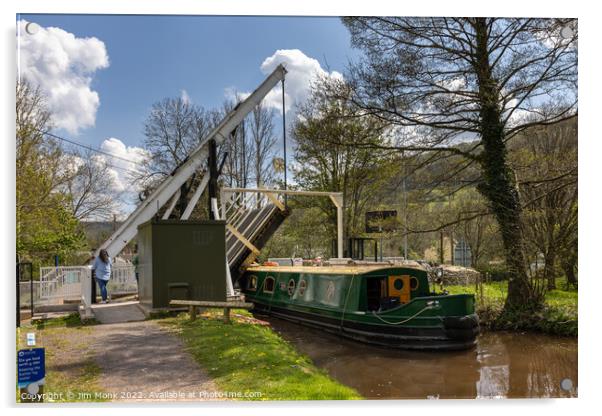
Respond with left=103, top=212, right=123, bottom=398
left=388, top=275, right=411, bottom=304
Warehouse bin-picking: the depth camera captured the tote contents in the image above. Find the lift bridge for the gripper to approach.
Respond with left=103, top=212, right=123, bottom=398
left=79, top=64, right=343, bottom=315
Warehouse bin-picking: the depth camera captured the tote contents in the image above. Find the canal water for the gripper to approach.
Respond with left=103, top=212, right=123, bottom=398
left=266, top=317, right=578, bottom=399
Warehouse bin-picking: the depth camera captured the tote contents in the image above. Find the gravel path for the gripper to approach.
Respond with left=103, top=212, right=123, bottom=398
left=88, top=320, right=221, bottom=402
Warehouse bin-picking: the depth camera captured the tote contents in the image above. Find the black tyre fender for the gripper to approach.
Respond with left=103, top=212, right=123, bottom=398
left=443, top=314, right=479, bottom=330
left=445, top=326, right=480, bottom=340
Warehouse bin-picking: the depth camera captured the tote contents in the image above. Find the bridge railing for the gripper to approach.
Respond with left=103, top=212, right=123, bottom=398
left=39, top=264, right=138, bottom=305
left=108, top=264, right=138, bottom=295
left=39, top=266, right=90, bottom=302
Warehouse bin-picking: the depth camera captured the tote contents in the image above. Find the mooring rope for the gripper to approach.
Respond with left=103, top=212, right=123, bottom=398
left=339, top=275, right=356, bottom=329
left=371, top=305, right=437, bottom=325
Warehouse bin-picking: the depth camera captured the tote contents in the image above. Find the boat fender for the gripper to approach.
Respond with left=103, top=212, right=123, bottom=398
left=442, top=314, right=479, bottom=330
left=262, top=261, right=279, bottom=267
left=444, top=326, right=480, bottom=341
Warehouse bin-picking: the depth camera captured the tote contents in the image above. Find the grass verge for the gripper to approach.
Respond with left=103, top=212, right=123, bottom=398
left=160, top=311, right=361, bottom=400
left=447, top=278, right=577, bottom=337
left=17, top=314, right=108, bottom=403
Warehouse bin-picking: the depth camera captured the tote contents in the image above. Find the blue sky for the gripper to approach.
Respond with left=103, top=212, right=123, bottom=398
left=18, top=14, right=357, bottom=150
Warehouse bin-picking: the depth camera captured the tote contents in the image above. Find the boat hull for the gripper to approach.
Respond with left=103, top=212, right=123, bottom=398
left=252, top=301, right=479, bottom=351
left=241, top=265, right=479, bottom=351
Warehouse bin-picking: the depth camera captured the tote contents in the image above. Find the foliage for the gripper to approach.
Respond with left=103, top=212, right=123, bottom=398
left=161, top=311, right=361, bottom=400
left=478, top=264, right=511, bottom=281
left=447, top=278, right=577, bottom=336
left=512, top=117, right=578, bottom=290
left=291, top=78, right=396, bottom=245
left=338, top=17, right=577, bottom=311
left=262, top=206, right=333, bottom=259
left=16, top=81, right=86, bottom=266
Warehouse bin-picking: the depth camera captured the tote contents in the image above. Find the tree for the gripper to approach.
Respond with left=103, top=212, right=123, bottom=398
left=292, top=79, right=394, bottom=245
left=512, top=117, right=577, bottom=290
left=16, top=81, right=85, bottom=263
left=339, top=17, right=577, bottom=311
left=452, top=190, right=501, bottom=269
left=219, top=99, right=253, bottom=189
left=139, top=96, right=218, bottom=218
left=62, top=149, right=119, bottom=221
left=262, top=206, right=332, bottom=259
left=249, top=103, right=278, bottom=188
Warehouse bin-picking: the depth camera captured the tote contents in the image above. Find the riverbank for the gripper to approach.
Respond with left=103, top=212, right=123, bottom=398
left=159, top=310, right=362, bottom=400
left=447, top=278, right=577, bottom=337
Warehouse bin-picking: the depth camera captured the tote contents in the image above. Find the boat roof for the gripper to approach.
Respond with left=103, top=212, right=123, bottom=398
left=245, top=263, right=426, bottom=276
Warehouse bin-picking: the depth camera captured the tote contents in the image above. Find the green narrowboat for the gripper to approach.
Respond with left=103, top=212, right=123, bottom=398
left=240, top=264, right=479, bottom=350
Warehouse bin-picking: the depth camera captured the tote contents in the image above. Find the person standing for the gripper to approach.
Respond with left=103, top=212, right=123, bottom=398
left=92, top=249, right=112, bottom=303
left=132, top=245, right=139, bottom=284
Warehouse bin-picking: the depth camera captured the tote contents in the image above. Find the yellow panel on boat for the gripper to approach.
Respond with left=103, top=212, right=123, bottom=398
left=388, top=275, right=411, bottom=304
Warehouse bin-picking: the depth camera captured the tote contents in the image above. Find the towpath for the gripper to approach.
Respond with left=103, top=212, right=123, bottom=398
left=87, top=303, right=221, bottom=402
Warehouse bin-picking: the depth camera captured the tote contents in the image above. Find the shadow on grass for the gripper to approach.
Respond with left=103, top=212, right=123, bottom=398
left=33, top=313, right=99, bottom=330
left=160, top=311, right=362, bottom=401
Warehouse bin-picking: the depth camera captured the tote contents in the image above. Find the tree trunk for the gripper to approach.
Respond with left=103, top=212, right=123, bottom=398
left=561, top=253, right=577, bottom=289
left=473, top=18, right=540, bottom=311
left=544, top=249, right=557, bottom=290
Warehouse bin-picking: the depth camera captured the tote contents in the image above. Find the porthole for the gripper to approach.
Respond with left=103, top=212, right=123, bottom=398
left=264, top=276, right=275, bottom=293
left=410, top=277, right=419, bottom=290
left=393, top=278, right=404, bottom=290
left=288, top=279, right=296, bottom=296
left=298, top=279, right=307, bottom=296
left=247, top=275, right=258, bottom=291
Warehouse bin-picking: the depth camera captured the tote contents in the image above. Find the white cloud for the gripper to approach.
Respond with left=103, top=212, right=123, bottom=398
left=18, top=19, right=109, bottom=134
left=224, top=86, right=250, bottom=103
left=231, top=49, right=343, bottom=115
left=98, top=138, right=150, bottom=195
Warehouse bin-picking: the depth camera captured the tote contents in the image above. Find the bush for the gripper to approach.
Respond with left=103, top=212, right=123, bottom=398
left=477, top=264, right=510, bottom=282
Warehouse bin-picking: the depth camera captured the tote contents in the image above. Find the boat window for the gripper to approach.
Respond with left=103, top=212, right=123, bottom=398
left=393, top=278, right=404, bottom=290
left=287, top=279, right=296, bottom=296
left=247, top=275, right=258, bottom=291
left=298, top=279, right=307, bottom=296
left=264, top=276, right=275, bottom=293
left=410, top=277, right=419, bottom=291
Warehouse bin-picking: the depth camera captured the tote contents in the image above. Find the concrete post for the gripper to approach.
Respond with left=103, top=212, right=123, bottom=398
left=329, top=194, right=344, bottom=259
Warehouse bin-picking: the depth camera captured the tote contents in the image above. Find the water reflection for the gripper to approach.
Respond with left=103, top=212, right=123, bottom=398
left=264, top=317, right=577, bottom=399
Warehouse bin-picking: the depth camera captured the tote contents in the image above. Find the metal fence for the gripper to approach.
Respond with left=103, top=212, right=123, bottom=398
left=39, top=266, right=88, bottom=302
left=19, top=280, right=42, bottom=308
left=108, top=264, right=138, bottom=295
left=38, top=264, right=138, bottom=305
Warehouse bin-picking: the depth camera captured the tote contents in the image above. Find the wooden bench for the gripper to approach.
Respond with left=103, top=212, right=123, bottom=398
left=169, top=300, right=254, bottom=323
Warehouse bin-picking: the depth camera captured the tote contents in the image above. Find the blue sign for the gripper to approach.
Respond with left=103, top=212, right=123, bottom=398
left=17, top=348, right=45, bottom=388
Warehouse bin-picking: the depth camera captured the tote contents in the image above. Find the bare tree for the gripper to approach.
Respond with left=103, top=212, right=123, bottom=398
left=250, top=103, right=277, bottom=188
left=219, top=98, right=253, bottom=189
left=138, top=96, right=218, bottom=217
left=62, top=150, right=119, bottom=221
left=336, top=17, right=577, bottom=311
left=514, top=117, right=577, bottom=290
